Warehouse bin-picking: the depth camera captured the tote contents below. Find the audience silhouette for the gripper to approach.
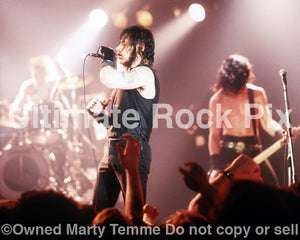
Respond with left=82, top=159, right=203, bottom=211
left=1, top=134, right=299, bottom=239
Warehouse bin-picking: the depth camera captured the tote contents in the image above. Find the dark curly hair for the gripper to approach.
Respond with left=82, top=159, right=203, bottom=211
left=120, top=25, right=155, bottom=68
left=213, top=54, right=255, bottom=94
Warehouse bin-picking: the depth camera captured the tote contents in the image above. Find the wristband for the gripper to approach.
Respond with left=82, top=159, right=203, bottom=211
left=211, top=154, right=222, bottom=162
left=275, top=130, right=285, bottom=139
left=222, top=170, right=233, bottom=180
left=210, top=154, right=222, bottom=169
left=100, top=60, right=114, bottom=69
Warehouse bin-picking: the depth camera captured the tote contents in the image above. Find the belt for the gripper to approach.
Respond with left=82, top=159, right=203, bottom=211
left=221, top=141, right=262, bottom=154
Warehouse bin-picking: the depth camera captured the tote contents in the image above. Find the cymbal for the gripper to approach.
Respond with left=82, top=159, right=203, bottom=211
left=0, top=118, right=23, bottom=129
left=58, top=74, right=93, bottom=90
left=31, top=130, right=61, bottom=145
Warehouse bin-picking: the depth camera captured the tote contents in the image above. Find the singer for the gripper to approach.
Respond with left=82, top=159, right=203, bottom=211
left=208, top=54, right=283, bottom=185
left=90, top=25, right=160, bottom=211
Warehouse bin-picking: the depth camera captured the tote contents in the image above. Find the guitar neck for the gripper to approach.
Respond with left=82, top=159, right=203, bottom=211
left=253, top=138, right=285, bottom=164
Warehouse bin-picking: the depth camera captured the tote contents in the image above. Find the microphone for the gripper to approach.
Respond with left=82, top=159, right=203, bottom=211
left=88, top=46, right=115, bottom=60
left=88, top=53, right=102, bottom=58
left=279, top=69, right=287, bottom=85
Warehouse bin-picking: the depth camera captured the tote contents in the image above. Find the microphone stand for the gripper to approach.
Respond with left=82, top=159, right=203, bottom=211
left=280, top=70, right=297, bottom=185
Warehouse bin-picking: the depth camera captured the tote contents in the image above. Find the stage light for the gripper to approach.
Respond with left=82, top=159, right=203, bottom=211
left=173, top=7, right=181, bottom=17
left=57, top=20, right=108, bottom=73
left=155, top=11, right=198, bottom=64
left=189, top=3, right=206, bottom=22
left=112, top=12, right=128, bottom=28
left=89, top=9, right=108, bottom=28
left=136, top=10, right=153, bottom=27
left=195, top=135, right=205, bottom=147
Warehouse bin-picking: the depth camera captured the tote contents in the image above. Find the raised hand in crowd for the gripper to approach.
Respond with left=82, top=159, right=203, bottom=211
left=224, top=154, right=263, bottom=182
left=117, top=134, right=141, bottom=172
left=179, top=162, right=212, bottom=194
left=179, top=162, right=217, bottom=216
left=142, top=203, right=160, bottom=226
left=116, top=134, right=143, bottom=220
left=185, top=154, right=263, bottom=217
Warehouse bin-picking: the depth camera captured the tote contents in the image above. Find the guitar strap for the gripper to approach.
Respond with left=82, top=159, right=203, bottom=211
left=247, top=88, right=279, bottom=185
left=248, top=88, right=261, bottom=145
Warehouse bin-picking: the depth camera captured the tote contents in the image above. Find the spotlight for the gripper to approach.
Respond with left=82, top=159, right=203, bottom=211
left=89, top=9, right=108, bottom=28
left=173, top=7, right=181, bottom=17
left=112, top=12, right=128, bottom=28
left=136, top=10, right=153, bottom=27
left=195, top=135, right=205, bottom=147
left=188, top=3, right=206, bottom=22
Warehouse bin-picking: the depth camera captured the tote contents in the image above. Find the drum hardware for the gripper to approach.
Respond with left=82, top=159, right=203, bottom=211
left=0, top=127, right=70, bottom=200
left=41, top=143, right=68, bottom=190
left=28, top=83, right=93, bottom=201
left=58, top=74, right=93, bottom=90
left=31, top=128, right=65, bottom=145
left=60, top=124, right=96, bottom=202
left=56, top=82, right=98, bottom=203
left=0, top=118, right=23, bottom=130
left=0, top=144, right=50, bottom=200
left=0, top=100, right=23, bottom=130
left=0, top=74, right=98, bottom=202
left=2, top=130, right=32, bottom=150
left=0, top=96, right=69, bottom=199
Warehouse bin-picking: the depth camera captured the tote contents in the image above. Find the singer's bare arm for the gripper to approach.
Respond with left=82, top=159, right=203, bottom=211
left=100, top=66, right=156, bottom=99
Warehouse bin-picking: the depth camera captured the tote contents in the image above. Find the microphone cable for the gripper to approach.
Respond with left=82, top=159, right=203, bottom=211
left=82, top=54, right=99, bottom=169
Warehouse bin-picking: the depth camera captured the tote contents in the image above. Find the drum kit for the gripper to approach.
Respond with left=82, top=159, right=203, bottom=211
left=0, top=74, right=102, bottom=202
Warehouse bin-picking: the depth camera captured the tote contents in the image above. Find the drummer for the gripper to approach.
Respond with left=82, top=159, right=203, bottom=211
left=9, top=55, right=67, bottom=181
left=10, top=55, right=60, bottom=126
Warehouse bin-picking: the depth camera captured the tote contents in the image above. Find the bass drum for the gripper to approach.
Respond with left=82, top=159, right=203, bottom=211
left=0, top=144, right=49, bottom=200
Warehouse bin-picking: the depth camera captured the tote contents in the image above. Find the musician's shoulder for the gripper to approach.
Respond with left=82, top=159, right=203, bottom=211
left=209, top=89, right=223, bottom=104
left=20, top=79, right=35, bottom=90
left=246, top=83, right=264, bottom=92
